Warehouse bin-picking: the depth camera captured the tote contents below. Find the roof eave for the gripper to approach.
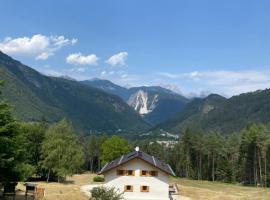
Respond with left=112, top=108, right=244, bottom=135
left=98, top=156, right=175, bottom=176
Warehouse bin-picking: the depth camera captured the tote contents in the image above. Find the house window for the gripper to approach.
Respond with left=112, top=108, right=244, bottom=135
left=149, top=171, right=158, bottom=177
left=124, top=185, right=133, bottom=192
left=140, top=170, right=148, bottom=176
left=126, top=170, right=135, bottom=176
left=140, top=185, right=149, bottom=192
left=117, top=170, right=125, bottom=176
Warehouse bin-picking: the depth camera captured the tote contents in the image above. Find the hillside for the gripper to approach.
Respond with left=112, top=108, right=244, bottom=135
left=81, top=79, right=131, bottom=101
left=15, top=174, right=270, bottom=200
left=0, top=51, right=149, bottom=134
left=157, top=90, right=270, bottom=134
left=82, top=79, right=189, bottom=125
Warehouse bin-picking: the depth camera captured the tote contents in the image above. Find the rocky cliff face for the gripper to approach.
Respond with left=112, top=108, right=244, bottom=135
left=81, top=80, right=189, bottom=125
left=127, top=90, right=159, bottom=115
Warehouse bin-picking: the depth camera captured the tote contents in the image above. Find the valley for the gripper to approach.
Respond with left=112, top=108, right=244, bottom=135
left=1, top=2, right=270, bottom=199
left=1, top=51, right=270, bottom=137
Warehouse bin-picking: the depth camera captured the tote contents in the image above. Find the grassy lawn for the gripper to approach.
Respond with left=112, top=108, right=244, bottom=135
left=171, top=177, right=270, bottom=200
left=10, top=173, right=270, bottom=200
left=15, top=173, right=95, bottom=200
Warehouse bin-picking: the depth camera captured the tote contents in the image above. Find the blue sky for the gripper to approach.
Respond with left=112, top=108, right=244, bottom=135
left=0, top=0, right=270, bottom=97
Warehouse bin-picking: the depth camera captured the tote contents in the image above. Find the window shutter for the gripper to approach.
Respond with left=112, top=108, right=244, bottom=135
left=124, top=185, right=133, bottom=192
left=140, top=185, right=150, bottom=192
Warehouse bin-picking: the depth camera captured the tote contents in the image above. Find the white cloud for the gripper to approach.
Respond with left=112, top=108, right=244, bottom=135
left=36, top=68, right=63, bottom=77
left=157, top=72, right=180, bottom=79
left=158, top=83, right=183, bottom=94
left=190, top=71, right=199, bottom=78
left=0, top=34, right=77, bottom=60
left=186, top=70, right=270, bottom=85
left=121, top=74, right=128, bottom=78
left=158, top=70, right=270, bottom=96
left=66, top=53, right=98, bottom=65
left=106, top=52, right=128, bottom=66
left=100, top=71, right=106, bottom=76
left=100, top=70, right=115, bottom=77
left=76, top=67, right=86, bottom=72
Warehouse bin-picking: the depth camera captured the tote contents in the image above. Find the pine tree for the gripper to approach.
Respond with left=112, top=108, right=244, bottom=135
left=0, top=80, right=32, bottom=186
left=240, top=123, right=270, bottom=186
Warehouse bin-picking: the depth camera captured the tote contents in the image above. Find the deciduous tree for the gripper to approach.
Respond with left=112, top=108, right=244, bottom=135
left=41, top=119, right=84, bottom=182
left=101, top=136, right=130, bottom=164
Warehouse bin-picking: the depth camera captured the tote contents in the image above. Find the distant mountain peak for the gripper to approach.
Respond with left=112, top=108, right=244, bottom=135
left=205, top=93, right=226, bottom=100
left=158, top=83, right=183, bottom=95
left=81, top=79, right=189, bottom=125
left=89, top=77, right=104, bottom=81
left=0, top=52, right=149, bottom=133
left=60, top=75, right=77, bottom=81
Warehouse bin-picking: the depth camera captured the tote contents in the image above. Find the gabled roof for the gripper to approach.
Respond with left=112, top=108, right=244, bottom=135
left=98, top=150, right=176, bottom=176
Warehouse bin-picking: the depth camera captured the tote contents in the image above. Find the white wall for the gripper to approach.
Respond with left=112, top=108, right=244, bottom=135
left=104, top=158, right=170, bottom=200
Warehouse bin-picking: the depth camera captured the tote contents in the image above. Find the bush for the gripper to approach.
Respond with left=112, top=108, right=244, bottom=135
left=93, top=176, right=104, bottom=182
left=91, top=187, right=123, bottom=200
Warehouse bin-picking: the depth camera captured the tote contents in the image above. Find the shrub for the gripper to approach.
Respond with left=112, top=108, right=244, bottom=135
left=93, top=176, right=104, bottom=182
left=91, top=187, right=123, bottom=200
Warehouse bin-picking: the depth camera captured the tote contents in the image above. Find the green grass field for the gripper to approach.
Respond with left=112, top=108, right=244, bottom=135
left=12, top=174, right=270, bottom=200
left=172, top=177, right=270, bottom=200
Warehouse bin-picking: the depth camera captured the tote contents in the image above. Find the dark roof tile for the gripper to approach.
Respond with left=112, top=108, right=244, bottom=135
left=98, top=150, right=175, bottom=176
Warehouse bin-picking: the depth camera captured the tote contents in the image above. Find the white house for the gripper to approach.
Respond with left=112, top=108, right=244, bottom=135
left=98, top=147, right=178, bottom=200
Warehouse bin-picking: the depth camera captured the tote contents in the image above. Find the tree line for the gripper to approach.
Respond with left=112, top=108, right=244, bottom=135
left=0, top=80, right=131, bottom=187
left=2, top=79, right=270, bottom=188
left=79, top=122, right=270, bottom=187
left=0, top=112, right=130, bottom=186
left=137, top=124, right=270, bottom=187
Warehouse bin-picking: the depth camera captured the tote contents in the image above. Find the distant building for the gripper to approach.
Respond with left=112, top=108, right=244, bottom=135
left=98, top=147, right=179, bottom=200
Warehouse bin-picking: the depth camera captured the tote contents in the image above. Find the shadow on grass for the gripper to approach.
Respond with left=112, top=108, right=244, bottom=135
left=0, top=190, right=34, bottom=200
left=62, top=180, right=75, bottom=185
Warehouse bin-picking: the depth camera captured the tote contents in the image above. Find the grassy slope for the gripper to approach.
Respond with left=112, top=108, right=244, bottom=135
left=16, top=173, right=95, bottom=200
left=171, top=177, right=270, bottom=200
left=155, top=94, right=226, bottom=133
left=0, top=60, right=63, bottom=122
left=0, top=52, right=149, bottom=133
left=12, top=174, right=270, bottom=200
left=158, top=90, right=270, bottom=134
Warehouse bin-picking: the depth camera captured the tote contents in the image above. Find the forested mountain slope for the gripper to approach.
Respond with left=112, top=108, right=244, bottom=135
left=156, top=90, right=270, bottom=134
left=82, top=79, right=189, bottom=125
left=0, top=51, right=149, bottom=134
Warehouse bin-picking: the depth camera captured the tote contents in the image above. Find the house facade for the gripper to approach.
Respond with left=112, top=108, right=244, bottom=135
left=98, top=147, right=176, bottom=200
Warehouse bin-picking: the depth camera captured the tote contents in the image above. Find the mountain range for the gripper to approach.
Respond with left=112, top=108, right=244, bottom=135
left=0, top=51, right=149, bottom=134
left=81, top=79, right=188, bottom=125
left=155, top=91, right=270, bottom=134
left=1, top=51, right=270, bottom=136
